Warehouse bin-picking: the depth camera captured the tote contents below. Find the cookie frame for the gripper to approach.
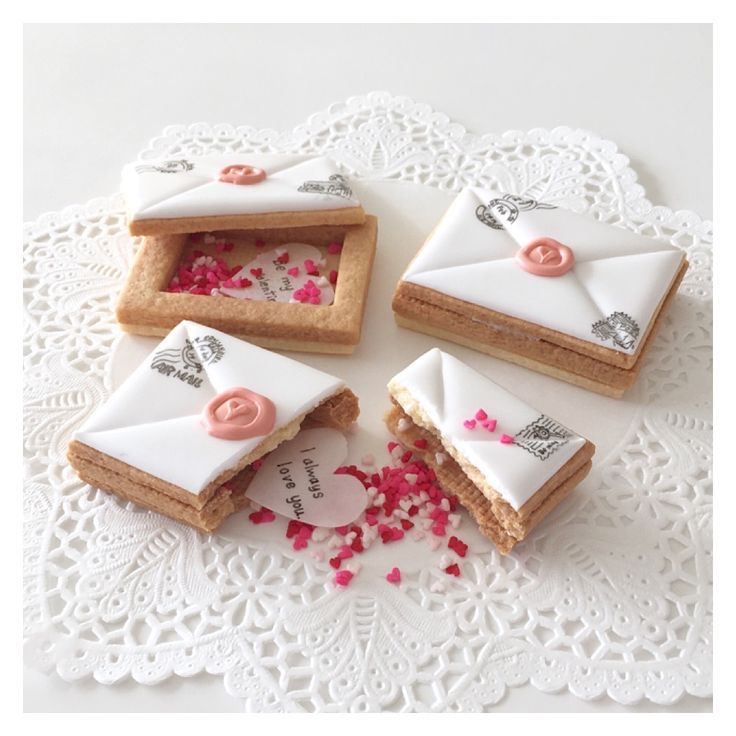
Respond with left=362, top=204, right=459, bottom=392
left=116, top=217, right=377, bottom=354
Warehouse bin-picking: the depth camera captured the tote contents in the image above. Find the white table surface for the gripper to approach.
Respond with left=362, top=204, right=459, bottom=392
left=23, top=22, right=713, bottom=713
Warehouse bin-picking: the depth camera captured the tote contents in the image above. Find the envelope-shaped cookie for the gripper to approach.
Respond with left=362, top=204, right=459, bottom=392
left=117, top=154, right=377, bottom=354
left=386, top=348, right=595, bottom=553
left=392, top=188, right=688, bottom=397
left=123, top=154, right=365, bottom=235
left=67, top=321, right=359, bottom=532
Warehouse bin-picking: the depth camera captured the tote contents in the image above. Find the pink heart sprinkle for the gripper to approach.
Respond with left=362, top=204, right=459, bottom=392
left=500, top=434, right=514, bottom=444
left=327, top=242, right=342, bottom=254
left=475, top=409, right=487, bottom=421
left=483, top=419, right=497, bottom=432
left=337, top=545, right=353, bottom=560
left=334, top=570, right=354, bottom=587
left=463, top=420, right=476, bottom=430
left=386, top=567, right=401, bottom=584
left=287, top=267, right=299, bottom=276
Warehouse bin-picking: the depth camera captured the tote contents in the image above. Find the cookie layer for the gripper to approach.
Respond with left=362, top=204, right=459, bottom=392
left=129, top=208, right=366, bottom=236
left=386, top=402, right=594, bottom=553
left=124, top=154, right=365, bottom=235
left=68, top=388, right=359, bottom=533
left=393, top=259, right=687, bottom=398
left=400, top=187, right=687, bottom=364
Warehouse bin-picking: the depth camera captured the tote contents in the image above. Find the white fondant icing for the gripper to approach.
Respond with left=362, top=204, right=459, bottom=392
left=402, top=187, right=685, bottom=354
left=122, top=155, right=360, bottom=221
left=388, top=349, right=587, bottom=510
left=74, top=321, right=346, bottom=494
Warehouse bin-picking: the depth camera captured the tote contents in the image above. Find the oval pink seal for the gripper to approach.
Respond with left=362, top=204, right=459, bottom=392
left=218, top=164, right=267, bottom=185
left=202, top=387, right=276, bottom=441
left=515, top=237, right=575, bottom=277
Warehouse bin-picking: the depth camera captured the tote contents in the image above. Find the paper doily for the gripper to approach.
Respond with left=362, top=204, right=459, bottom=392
left=23, top=92, right=712, bottom=711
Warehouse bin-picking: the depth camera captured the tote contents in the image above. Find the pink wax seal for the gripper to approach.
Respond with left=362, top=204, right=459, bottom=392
left=218, top=164, right=267, bottom=185
left=202, top=387, right=276, bottom=440
left=515, top=237, right=574, bottom=277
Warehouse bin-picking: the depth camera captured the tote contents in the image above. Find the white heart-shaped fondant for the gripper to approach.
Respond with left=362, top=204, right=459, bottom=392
left=218, top=243, right=335, bottom=305
left=245, top=428, right=367, bottom=527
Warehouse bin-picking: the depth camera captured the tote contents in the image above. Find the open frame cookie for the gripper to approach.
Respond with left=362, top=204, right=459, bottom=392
left=67, top=321, right=359, bottom=533
left=116, top=154, right=377, bottom=354
left=392, top=188, right=688, bottom=397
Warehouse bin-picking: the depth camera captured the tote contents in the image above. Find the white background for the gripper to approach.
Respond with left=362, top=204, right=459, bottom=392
left=23, top=23, right=712, bottom=713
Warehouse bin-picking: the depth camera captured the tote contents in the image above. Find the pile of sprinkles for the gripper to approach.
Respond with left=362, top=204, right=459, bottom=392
left=247, top=440, right=472, bottom=590
left=165, top=233, right=339, bottom=303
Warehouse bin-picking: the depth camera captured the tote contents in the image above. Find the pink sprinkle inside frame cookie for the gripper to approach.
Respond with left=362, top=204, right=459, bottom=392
left=117, top=154, right=377, bottom=354
left=392, top=188, right=688, bottom=397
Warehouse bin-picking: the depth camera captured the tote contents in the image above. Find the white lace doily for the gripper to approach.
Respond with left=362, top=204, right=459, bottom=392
left=23, top=92, right=712, bottom=711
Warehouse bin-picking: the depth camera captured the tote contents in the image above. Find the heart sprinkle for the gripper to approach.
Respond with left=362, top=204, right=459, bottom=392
left=448, top=536, right=468, bottom=557
left=334, top=570, right=354, bottom=587
left=304, top=258, right=320, bottom=276
left=248, top=509, right=276, bottom=524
